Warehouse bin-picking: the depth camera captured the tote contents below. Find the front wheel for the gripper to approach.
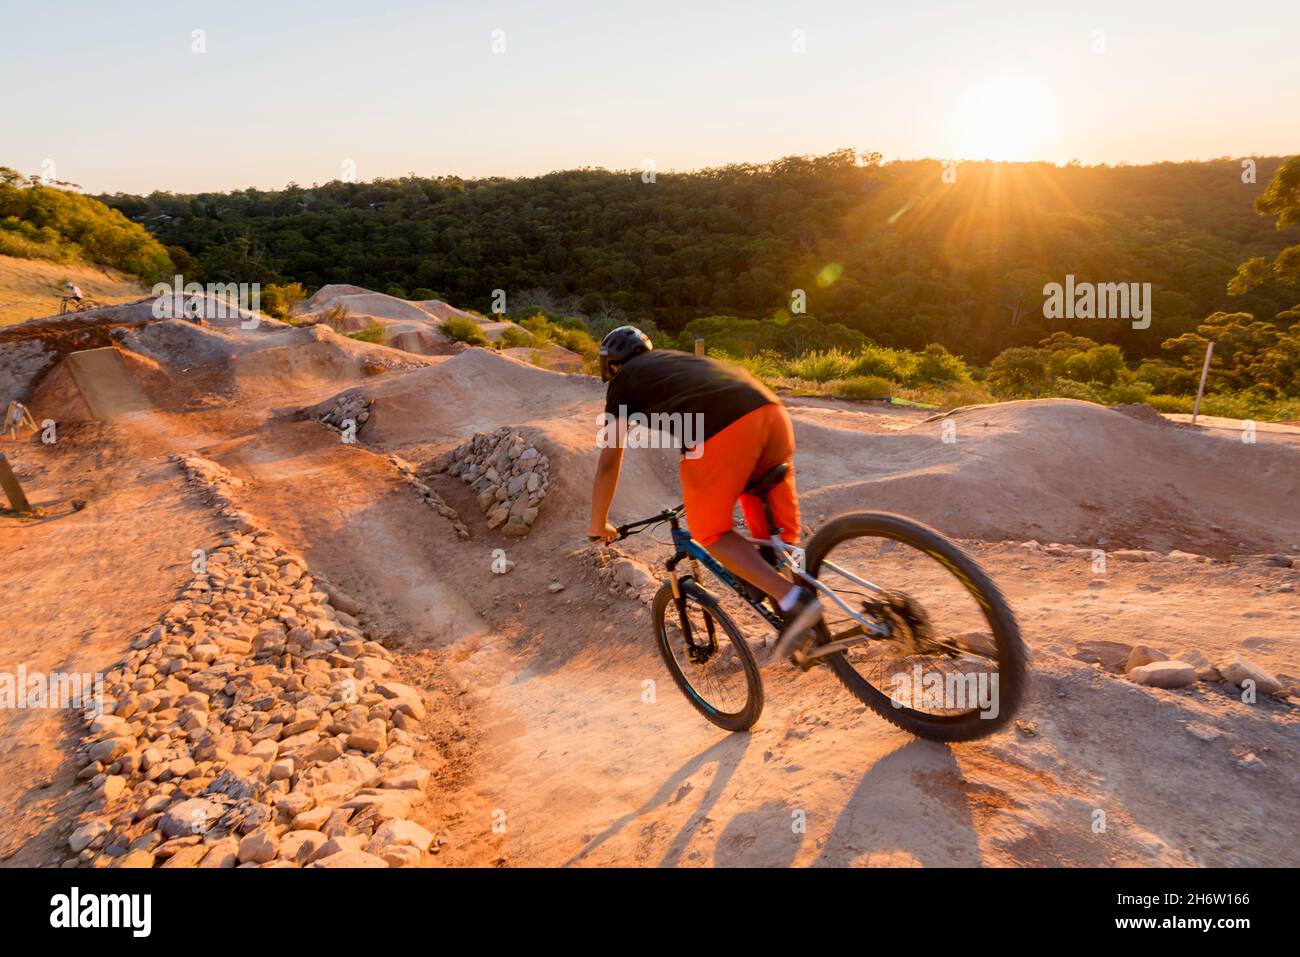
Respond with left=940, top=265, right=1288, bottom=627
left=804, top=512, right=1027, bottom=742
left=652, top=579, right=763, bottom=732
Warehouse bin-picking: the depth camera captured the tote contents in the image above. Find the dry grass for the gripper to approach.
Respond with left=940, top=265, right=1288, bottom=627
left=0, top=254, right=147, bottom=326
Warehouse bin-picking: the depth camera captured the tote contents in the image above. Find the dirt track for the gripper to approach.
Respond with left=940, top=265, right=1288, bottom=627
left=1, top=315, right=1297, bottom=867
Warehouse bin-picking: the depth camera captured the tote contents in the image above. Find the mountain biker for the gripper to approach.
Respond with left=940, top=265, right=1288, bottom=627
left=587, top=325, right=822, bottom=661
left=65, top=282, right=84, bottom=303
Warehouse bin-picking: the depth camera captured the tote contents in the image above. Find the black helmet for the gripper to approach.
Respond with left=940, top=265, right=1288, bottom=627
left=598, top=325, right=652, bottom=381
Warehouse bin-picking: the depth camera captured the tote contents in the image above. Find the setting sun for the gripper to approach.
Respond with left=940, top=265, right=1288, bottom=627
left=952, top=77, right=1056, bottom=161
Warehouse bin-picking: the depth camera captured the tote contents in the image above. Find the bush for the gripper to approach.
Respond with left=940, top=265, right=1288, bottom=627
left=384, top=284, right=409, bottom=299
left=831, top=376, right=893, bottom=400
left=781, top=348, right=858, bottom=382
left=988, top=347, right=1050, bottom=396
left=1145, top=393, right=1192, bottom=413
left=708, top=349, right=784, bottom=379
left=320, top=303, right=349, bottom=329
left=347, top=322, right=385, bottom=344
left=499, top=325, right=541, bottom=349
left=409, top=287, right=439, bottom=300
left=911, top=344, right=971, bottom=385
left=1100, top=380, right=1153, bottom=404
left=849, top=343, right=915, bottom=382
left=444, top=316, right=488, bottom=345
left=261, top=281, right=307, bottom=319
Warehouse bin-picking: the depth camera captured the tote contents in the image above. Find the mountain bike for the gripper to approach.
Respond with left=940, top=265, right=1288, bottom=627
left=59, top=296, right=101, bottom=314
left=600, top=463, right=1027, bottom=741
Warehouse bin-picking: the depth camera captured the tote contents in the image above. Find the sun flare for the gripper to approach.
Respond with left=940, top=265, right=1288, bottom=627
left=952, top=77, right=1055, bottom=162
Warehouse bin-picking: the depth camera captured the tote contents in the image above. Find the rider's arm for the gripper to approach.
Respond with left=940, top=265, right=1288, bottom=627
left=587, top=445, right=624, bottom=540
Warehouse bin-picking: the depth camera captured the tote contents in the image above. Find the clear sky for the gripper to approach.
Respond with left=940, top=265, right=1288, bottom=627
left=3, top=0, right=1296, bottom=194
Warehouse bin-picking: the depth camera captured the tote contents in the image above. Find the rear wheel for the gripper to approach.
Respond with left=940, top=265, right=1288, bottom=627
left=804, top=512, right=1027, bottom=742
left=652, top=579, right=763, bottom=732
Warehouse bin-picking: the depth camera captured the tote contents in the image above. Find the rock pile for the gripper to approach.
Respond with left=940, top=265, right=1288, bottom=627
left=431, top=428, right=549, bottom=536
left=389, top=454, right=469, bottom=540
left=1072, top=637, right=1290, bottom=697
left=316, top=390, right=372, bottom=435
left=63, top=454, right=440, bottom=868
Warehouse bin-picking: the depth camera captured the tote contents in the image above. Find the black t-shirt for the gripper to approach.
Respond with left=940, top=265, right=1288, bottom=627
left=603, top=350, right=776, bottom=447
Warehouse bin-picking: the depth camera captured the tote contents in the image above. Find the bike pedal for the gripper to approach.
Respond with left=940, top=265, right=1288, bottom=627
left=790, top=640, right=821, bottom=672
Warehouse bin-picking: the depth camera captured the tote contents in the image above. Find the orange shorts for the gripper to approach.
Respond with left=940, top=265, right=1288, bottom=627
left=679, top=403, right=800, bottom=547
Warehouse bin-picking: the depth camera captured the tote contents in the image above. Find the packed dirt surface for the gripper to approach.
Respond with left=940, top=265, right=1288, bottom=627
left=0, top=254, right=147, bottom=327
left=1, top=298, right=1296, bottom=868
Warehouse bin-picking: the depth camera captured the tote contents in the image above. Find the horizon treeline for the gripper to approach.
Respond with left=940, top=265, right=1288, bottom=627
left=97, top=151, right=1297, bottom=363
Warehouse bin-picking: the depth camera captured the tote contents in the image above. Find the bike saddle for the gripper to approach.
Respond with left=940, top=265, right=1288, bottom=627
left=744, top=462, right=790, bottom=497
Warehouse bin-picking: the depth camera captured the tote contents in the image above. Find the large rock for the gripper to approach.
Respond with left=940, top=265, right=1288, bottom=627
left=159, top=798, right=224, bottom=838
left=1128, top=661, right=1197, bottom=689
left=1216, top=653, right=1284, bottom=694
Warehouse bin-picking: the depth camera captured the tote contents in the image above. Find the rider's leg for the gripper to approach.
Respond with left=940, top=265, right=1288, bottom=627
left=708, top=530, right=794, bottom=600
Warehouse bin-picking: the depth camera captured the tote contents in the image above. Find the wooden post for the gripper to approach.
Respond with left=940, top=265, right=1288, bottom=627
left=0, top=452, right=32, bottom=513
left=1191, top=341, right=1214, bottom=426
left=694, top=337, right=705, bottom=357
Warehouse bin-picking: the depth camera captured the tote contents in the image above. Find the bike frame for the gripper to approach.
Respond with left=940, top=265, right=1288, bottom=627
left=617, top=505, right=892, bottom=651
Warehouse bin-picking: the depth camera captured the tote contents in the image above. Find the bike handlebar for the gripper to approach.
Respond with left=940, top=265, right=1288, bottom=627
left=588, top=504, right=684, bottom=544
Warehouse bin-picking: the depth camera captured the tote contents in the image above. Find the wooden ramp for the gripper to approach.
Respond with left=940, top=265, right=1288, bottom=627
left=62, top=347, right=152, bottom=419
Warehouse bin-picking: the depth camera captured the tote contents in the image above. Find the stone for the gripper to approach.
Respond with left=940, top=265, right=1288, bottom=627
left=382, top=765, right=431, bottom=791
left=369, top=818, right=434, bottom=852
left=99, top=775, right=127, bottom=802
left=309, top=849, right=389, bottom=868
left=346, top=726, right=386, bottom=754
left=270, top=758, right=295, bottom=781
left=278, top=830, right=328, bottom=864
left=160, top=844, right=209, bottom=868
left=547, top=581, right=565, bottom=594
left=116, top=849, right=155, bottom=868
left=1236, top=752, right=1266, bottom=772
left=1124, top=644, right=1167, bottom=673
left=1216, top=653, right=1284, bottom=694
left=160, top=798, right=224, bottom=838
left=1173, top=647, right=1219, bottom=681
left=376, top=844, right=423, bottom=867
left=237, top=827, right=279, bottom=864
left=354, top=657, right=392, bottom=679
left=1072, top=640, right=1133, bottom=673
left=291, top=806, right=332, bottom=831
left=198, top=838, right=240, bottom=868
left=69, top=821, right=110, bottom=853
left=1110, top=549, right=1162, bottom=562
left=89, top=737, right=133, bottom=764
left=1185, top=723, right=1222, bottom=742
left=1127, top=661, right=1197, bottom=689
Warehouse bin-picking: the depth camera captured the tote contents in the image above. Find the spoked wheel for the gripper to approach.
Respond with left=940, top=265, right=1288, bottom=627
left=652, top=579, right=763, bottom=732
left=804, top=513, right=1027, bottom=742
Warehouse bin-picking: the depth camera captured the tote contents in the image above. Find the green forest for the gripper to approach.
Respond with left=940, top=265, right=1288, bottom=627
left=99, top=151, right=1296, bottom=361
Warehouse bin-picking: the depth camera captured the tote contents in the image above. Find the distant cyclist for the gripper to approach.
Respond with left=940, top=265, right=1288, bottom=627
left=65, top=282, right=84, bottom=304
left=587, top=326, right=823, bottom=660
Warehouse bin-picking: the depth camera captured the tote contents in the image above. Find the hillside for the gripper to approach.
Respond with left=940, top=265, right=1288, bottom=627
left=100, top=153, right=1299, bottom=362
left=0, top=254, right=148, bottom=326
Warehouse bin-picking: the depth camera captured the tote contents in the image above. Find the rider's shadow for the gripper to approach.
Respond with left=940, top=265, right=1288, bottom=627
left=810, top=739, right=984, bottom=867
left=562, top=734, right=750, bottom=867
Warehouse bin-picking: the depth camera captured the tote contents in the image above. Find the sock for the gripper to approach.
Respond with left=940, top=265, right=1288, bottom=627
left=778, top=585, right=803, bottom=613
